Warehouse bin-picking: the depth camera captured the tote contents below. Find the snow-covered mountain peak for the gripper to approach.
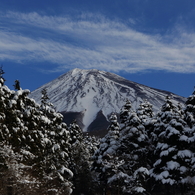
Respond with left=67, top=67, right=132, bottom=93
left=30, top=69, right=186, bottom=132
left=71, top=68, right=81, bottom=76
left=68, top=68, right=100, bottom=76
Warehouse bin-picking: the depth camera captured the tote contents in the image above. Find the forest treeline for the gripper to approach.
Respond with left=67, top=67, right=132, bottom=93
left=0, top=68, right=195, bottom=195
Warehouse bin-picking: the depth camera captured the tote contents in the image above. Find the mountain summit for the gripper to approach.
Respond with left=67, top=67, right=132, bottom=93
left=30, top=68, right=186, bottom=132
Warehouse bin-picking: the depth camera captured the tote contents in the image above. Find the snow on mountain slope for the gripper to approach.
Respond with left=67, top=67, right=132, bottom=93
left=30, top=68, right=186, bottom=132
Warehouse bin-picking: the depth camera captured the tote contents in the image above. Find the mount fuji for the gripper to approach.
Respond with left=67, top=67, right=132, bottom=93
left=30, top=68, right=186, bottom=133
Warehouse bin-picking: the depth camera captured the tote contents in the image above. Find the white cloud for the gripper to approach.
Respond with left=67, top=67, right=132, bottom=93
left=0, top=11, right=195, bottom=73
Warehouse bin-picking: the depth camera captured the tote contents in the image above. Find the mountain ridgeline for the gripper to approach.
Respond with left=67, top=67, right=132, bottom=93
left=30, top=68, right=185, bottom=134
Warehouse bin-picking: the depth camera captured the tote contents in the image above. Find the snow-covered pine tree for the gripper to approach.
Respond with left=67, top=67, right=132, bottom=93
left=83, top=133, right=100, bottom=158
left=151, top=96, right=177, bottom=145
left=184, top=88, right=195, bottom=192
left=151, top=96, right=192, bottom=195
left=120, top=99, right=132, bottom=128
left=0, top=78, right=73, bottom=194
left=29, top=102, right=73, bottom=195
left=185, top=87, right=195, bottom=128
left=0, top=65, right=5, bottom=83
left=137, top=99, right=155, bottom=135
left=91, top=113, right=122, bottom=194
left=69, top=119, right=83, bottom=144
left=0, top=76, right=10, bottom=143
left=137, top=99, right=154, bottom=123
left=40, top=88, right=56, bottom=119
left=118, top=108, right=150, bottom=195
left=68, top=120, right=92, bottom=195
left=137, top=100, right=157, bottom=177
left=6, top=89, right=31, bottom=150
left=41, top=88, right=49, bottom=108
left=39, top=122, right=73, bottom=195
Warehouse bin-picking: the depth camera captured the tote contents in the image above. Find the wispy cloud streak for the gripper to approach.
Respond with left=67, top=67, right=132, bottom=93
left=0, top=11, right=195, bottom=73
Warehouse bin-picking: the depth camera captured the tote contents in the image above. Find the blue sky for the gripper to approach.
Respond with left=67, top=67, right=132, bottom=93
left=1, top=0, right=195, bottom=97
